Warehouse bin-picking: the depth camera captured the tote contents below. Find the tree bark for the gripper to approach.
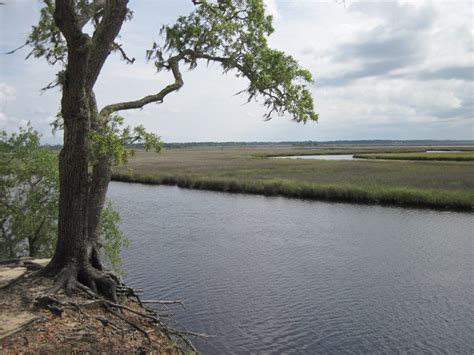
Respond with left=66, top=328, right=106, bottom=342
left=40, top=1, right=128, bottom=301
left=45, top=27, right=91, bottom=274
left=87, top=154, right=113, bottom=270
left=86, top=92, right=113, bottom=270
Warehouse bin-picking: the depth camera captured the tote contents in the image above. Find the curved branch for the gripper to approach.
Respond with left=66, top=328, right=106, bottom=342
left=99, top=54, right=185, bottom=117
left=99, top=48, right=247, bottom=118
left=112, top=42, right=135, bottom=64
left=99, top=48, right=281, bottom=119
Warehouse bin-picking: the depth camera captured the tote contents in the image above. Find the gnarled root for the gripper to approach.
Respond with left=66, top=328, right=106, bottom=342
left=79, top=265, right=118, bottom=302
left=38, top=261, right=119, bottom=302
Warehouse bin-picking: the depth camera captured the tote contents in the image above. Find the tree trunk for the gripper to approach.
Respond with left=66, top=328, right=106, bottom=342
left=28, top=238, right=38, bottom=258
left=48, top=34, right=90, bottom=268
left=86, top=92, right=114, bottom=270
left=87, top=155, right=113, bottom=270
left=37, top=0, right=128, bottom=301
left=40, top=32, right=116, bottom=301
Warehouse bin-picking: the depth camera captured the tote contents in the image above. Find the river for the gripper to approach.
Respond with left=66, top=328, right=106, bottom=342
left=108, top=181, right=473, bottom=354
left=273, top=154, right=357, bottom=160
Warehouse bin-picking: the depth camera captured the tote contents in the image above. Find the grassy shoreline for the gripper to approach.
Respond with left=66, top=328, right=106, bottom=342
left=353, top=152, right=474, bottom=161
left=111, top=173, right=472, bottom=211
left=112, top=148, right=473, bottom=211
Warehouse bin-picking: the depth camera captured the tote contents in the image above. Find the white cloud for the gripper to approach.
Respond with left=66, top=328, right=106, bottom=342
left=0, top=83, right=16, bottom=104
left=263, top=0, right=280, bottom=19
left=0, top=112, right=7, bottom=127
left=0, top=0, right=472, bottom=142
left=0, top=112, right=28, bottom=132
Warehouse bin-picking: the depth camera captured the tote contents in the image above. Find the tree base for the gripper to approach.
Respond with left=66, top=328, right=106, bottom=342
left=0, top=260, right=187, bottom=353
left=38, top=258, right=118, bottom=302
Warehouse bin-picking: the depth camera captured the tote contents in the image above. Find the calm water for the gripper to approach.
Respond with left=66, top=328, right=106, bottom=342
left=274, top=154, right=356, bottom=160
left=108, top=182, right=473, bottom=354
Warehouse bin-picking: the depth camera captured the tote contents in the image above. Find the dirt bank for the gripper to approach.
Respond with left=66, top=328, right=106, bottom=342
left=0, top=259, right=190, bottom=354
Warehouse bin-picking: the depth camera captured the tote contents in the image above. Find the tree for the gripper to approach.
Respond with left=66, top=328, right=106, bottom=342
left=0, top=124, right=58, bottom=259
left=21, top=0, right=318, bottom=300
left=0, top=125, right=128, bottom=271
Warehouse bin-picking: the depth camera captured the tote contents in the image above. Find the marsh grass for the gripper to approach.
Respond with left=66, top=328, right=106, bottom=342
left=112, top=147, right=474, bottom=211
left=354, top=151, right=474, bottom=161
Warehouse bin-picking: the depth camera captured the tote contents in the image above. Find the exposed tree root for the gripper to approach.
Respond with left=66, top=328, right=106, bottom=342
left=34, top=282, right=207, bottom=353
left=35, top=260, right=119, bottom=302
left=105, top=304, right=152, bottom=342
left=1, top=260, right=206, bottom=353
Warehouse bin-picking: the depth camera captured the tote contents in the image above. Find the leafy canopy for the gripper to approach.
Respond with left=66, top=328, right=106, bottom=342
left=149, top=0, right=318, bottom=122
left=24, top=0, right=317, bottom=129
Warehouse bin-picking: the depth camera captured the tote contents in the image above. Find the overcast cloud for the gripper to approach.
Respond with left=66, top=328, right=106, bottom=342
left=0, top=0, right=472, bottom=144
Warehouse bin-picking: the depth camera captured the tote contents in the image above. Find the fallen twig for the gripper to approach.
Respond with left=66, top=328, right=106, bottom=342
left=105, top=304, right=151, bottom=342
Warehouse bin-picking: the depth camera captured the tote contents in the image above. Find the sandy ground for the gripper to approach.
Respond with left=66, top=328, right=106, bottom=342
left=0, top=259, right=49, bottom=287
left=0, top=259, right=50, bottom=340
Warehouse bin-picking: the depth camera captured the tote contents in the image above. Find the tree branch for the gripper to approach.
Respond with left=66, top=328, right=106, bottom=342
left=4, top=43, right=28, bottom=55
left=40, top=80, right=61, bottom=93
left=76, top=0, right=106, bottom=29
left=86, top=0, right=129, bottom=90
left=99, top=53, right=185, bottom=117
left=99, top=48, right=250, bottom=118
left=112, top=42, right=135, bottom=64
left=190, top=52, right=250, bottom=77
left=53, top=0, right=83, bottom=44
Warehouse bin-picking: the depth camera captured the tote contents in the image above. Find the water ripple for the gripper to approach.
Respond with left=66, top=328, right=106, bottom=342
left=109, top=182, right=474, bottom=354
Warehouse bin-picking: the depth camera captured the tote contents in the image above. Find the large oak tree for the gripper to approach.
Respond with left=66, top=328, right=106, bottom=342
left=25, top=0, right=318, bottom=300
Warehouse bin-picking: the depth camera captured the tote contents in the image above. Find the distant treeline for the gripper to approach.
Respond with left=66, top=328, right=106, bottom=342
left=152, top=140, right=474, bottom=149
left=43, top=140, right=474, bottom=150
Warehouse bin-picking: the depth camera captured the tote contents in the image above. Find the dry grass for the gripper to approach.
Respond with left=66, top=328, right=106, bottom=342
left=354, top=151, right=474, bottom=161
left=112, top=147, right=474, bottom=210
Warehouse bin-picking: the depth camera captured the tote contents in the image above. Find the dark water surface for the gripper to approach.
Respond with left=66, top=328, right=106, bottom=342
left=108, top=182, right=473, bottom=354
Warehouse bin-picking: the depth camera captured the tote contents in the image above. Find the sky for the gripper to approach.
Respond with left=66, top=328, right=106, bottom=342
left=0, top=0, right=473, bottom=144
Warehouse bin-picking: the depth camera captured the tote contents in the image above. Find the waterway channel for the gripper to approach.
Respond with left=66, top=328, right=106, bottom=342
left=108, top=181, right=473, bottom=354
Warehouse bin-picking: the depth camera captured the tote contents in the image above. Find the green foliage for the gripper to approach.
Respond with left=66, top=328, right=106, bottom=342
left=25, top=0, right=66, bottom=65
left=148, top=0, right=318, bottom=122
left=0, top=123, right=58, bottom=259
left=89, top=114, right=163, bottom=166
left=0, top=125, right=128, bottom=266
left=24, top=0, right=134, bottom=67
left=99, top=201, right=129, bottom=272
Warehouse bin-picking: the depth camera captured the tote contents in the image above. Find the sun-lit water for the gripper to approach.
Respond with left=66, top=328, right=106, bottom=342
left=108, top=182, right=473, bottom=354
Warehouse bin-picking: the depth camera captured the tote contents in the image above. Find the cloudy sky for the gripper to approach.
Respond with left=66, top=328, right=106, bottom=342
left=1, top=0, right=473, bottom=144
